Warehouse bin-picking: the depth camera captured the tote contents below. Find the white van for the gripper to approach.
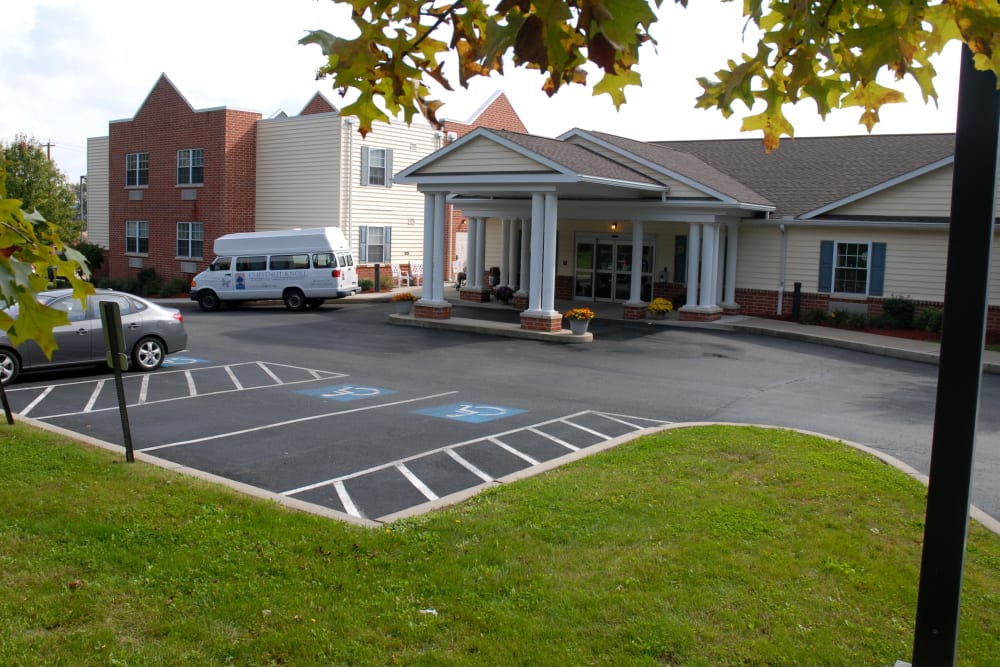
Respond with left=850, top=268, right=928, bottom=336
left=189, top=227, right=360, bottom=311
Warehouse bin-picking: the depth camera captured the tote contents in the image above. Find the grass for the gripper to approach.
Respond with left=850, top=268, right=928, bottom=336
left=1, top=423, right=997, bottom=666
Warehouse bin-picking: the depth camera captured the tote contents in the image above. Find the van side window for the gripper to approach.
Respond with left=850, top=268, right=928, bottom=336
left=236, top=256, right=267, bottom=271
left=269, top=254, right=310, bottom=270
left=211, top=256, right=232, bottom=271
left=313, top=253, right=336, bottom=268
left=336, top=252, right=353, bottom=267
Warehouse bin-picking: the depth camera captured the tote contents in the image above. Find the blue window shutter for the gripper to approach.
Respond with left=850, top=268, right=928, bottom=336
left=360, top=146, right=370, bottom=186
left=359, top=226, right=368, bottom=262
left=818, top=240, right=834, bottom=293
left=384, top=226, right=392, bottom=262
left=385, top=149, right=393, bottom=188
left=869, top=242, right=886, bottom=296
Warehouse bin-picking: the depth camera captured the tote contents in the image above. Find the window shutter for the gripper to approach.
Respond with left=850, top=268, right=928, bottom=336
left=360, top=146, right=370, bottom=186
left=359, top=226, right=368, bottom=262
left=384, top=226, right=392, bottom=262
left=818, top=240, right=834, bottom=293
left=384, top=149, right=394, bottom=188
left=869, top=242, right=887, bottom=296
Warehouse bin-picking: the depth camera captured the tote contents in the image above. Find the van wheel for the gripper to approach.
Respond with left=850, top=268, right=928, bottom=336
left=197, top=291, right=221, bottom=311
left=284, top=289, right=307, bottom=311
left=0, top=348, right=20, bottom=385
left=132, top=336, right=166, bottom=371
left=306, top=298, right=324, bottom=309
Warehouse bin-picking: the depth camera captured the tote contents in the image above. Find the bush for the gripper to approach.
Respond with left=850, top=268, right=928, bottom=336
left=69, top=240, right=106, bottom=273
left=914, top=307, right=944, bottom=333
left=380, top=275, right=395, bottom=291
left=880, top=296, right=915, bottom=329
left=359, top=279, right=374, bottom=292
left=135, top=268, right=162, bottom=297
left=161, top=277, right=191, bottom=297
left=844, top=312, right=868, bottom=329
left=96, top=277, right=138, bottom=293
left=801, top=308, right=829, bottom=325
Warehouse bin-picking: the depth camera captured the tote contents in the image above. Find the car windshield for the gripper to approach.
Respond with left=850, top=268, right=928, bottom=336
left=3, top=292, right=63, bottom=317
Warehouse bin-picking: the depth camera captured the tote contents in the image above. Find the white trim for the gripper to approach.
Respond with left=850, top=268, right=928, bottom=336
left=801, top=157, right=954, bottom=218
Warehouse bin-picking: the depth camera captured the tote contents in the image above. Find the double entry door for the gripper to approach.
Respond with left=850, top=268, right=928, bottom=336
left=574, top=234, right=654, bottom=302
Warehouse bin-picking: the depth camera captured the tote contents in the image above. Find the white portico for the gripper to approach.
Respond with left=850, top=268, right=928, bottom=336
left=395, top=128, right=774, bottom=331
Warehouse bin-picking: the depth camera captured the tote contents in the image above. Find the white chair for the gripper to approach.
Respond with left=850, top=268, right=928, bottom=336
left=411, top=263, right=423, bottom=285
left=391, top=264, right=410, bottom=287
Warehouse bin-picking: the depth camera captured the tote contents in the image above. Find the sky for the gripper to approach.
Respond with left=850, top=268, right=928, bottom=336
left=1, top=0, right=964, bottom=182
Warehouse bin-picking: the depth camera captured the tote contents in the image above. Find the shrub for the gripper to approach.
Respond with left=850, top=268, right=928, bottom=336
left=801, top=308, right=829, bottom=325
left=844, top=312, right=868, bottom=329
left=380, top=275, right=395, bottom=290
left=914, top=307, right=944, bottom=333
left=69, top=240, right=106, bottom=273
left=359, top=279, right=374, bottom=292
left=96, top=277, right=138, bottom=293
left=161, top=277, right=191, bottom=297
left=135, top=268, right=161, bottom=297
left=880, top=296, right=915, bottom=329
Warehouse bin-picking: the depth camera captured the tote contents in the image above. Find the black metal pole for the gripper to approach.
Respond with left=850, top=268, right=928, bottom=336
left=912, top=46, right=1000, bottom=665
left=0, top=379, right=13, bottom=425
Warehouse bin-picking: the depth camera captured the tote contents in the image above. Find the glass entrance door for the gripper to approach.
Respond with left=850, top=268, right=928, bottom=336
left=574, top=235, right=654, bottom=302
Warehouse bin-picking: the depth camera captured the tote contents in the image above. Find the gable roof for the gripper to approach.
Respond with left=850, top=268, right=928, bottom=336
left=652, top=133, right=956, bottom=218
left=567, top=130, right=774, bottom=208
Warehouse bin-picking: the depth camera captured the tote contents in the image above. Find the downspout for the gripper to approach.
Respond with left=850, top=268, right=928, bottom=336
left=777, top=221, right=787, bottom=315
left=344, top=117, right=356, bottom=248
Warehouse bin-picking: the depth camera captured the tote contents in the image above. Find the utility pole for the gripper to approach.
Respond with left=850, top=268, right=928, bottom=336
left=43, top=141, right=54, bottom=160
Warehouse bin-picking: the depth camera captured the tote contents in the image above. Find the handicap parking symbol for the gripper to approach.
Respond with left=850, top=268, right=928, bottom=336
left=413, top=402, right=526, bottom=423
left=162, top=356, right=209, bottom=367
left=296, top=384, right=396, bottom=402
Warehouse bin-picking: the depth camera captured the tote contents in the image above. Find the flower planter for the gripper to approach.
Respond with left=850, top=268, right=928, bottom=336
left=394, top=301, right=414, bottom=315
left=648, top=311, right=667, bottom=320
left=569, top=319, right=590, bottom=335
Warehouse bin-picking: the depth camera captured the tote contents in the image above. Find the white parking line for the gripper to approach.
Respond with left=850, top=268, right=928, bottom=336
left=258, top=361, right=282, bottom=384
left=137, top=374, right=151, bottom=404
left=84, top=380, right=106, bottom=412
left=18, top=386, right=54, bottom=418
left=446, top=448, right=494, bottom=482
left=561, top=419, right=610, bottom=440
left=397, top=464, right=439, bottom=501
left=488, top=436, right=540, bottom=465
left=225, top=365, right=244, bottom=390
left=334, top=481, right=361, bottom=517
left=140, top=390, right=460, bottom=453
left=527, top=427, right=579, bottom=451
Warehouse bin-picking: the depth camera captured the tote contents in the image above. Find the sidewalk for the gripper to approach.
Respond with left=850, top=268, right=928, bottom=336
left=355, top=285, right=1000, bottom=374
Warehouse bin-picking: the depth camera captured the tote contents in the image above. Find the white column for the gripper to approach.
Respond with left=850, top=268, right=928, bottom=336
left=464, top=218, right=475, bottom=287
left=699, top=223, right=717, bottom=307
left=541, top=193, right=559, bottom=313
left=716, top=225, right=726, bottom=305
left=528, top=194, right=545, bottom=311
left=723, top=222, right=739, bottom=307
left=685, top=223, right=701, bottom=308
left=507, top=219, right=520, bottom=289
left=518, top=217, right=530, bottom=295
left=499, top=218, right=511, bottom=287
left=474, top=216, right=486, bottom=289
left=430, top=192, right=446, bottom=302
left=628, top=220, right=644, bottom=304
left=420, top=193, right=434, bottom=301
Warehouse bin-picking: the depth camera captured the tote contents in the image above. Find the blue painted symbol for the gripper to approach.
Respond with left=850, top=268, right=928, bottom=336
left=296, top=385, right=396, bottom=402
left=413, top=403, right=526, bottom=423
left=162, top=356, right=209, bottom=367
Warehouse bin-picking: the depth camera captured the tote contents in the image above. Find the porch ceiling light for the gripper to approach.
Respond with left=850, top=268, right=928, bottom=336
left=610, top=223, right=618, bottom=231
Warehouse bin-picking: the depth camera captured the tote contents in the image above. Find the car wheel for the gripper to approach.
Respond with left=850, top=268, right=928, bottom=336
left=197, top=290, right=221, bottom=311
left=284, top=289, right=307, bottom=311
left=0, top=348, right=20, bottom=385
left=132, top=336, right=166, bottom=372
left=306, top=298, right=324, bottom=309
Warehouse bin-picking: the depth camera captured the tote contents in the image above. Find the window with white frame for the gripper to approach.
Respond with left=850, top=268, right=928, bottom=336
left=834, top=242, right=869, bottom=294
left=360, top=146, right=393, bottom=187
left=125, top=220, right=149, bottom=254
left=125, top=152, right=148, bottom=187
left=818, top=240, right=886, bottom=296
left=177, top=222, right=204, bottom=258
left=358, top=225, right=391, bottom=263
left=177, top=148, right=204, bottom=185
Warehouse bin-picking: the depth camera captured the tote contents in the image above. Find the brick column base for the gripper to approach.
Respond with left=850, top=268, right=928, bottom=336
left=512, top=294, right=528, bottom=310
left=520, top=312, right=563, bottom=333
left=460, top=288, right=492, bottom=303
left=622, top=304, right=648, bottom=320
left=721, top=303, right=741, bottom=315
left=678, top=306, right=723, bottom=322
left=414, top=303, right=452, bottom=320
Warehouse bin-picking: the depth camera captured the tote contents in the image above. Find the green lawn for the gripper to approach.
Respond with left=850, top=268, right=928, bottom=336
left=1, top=422, right=997, bottom=666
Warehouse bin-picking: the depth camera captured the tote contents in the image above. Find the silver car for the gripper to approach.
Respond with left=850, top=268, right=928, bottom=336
left=0, top=289, right=188, bottom=385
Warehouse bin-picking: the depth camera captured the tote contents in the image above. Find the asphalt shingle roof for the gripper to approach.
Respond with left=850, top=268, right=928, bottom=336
left=651, top=133, right=956, bottom=218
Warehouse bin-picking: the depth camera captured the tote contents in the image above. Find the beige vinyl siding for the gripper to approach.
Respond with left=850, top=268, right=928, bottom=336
left=564, top=136, right=708, bottom=199
left=349, top=121, right=442, bottom=263
left=255, top=113, right=343, bottom=232
left=85, top=137, right=110, bottom=248
left=831, top=166, right=955, bottom=218
left=416, top=136, right=553, bottom=174
left=734, top=224, right=782, bottom=290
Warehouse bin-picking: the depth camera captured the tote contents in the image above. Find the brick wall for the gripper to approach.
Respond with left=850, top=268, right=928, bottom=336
left=108, top=75, right=260, bottom=282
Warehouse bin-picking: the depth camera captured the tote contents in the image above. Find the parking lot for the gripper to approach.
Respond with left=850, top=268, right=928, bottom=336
left=7, top=299, right=1000, bottom=525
